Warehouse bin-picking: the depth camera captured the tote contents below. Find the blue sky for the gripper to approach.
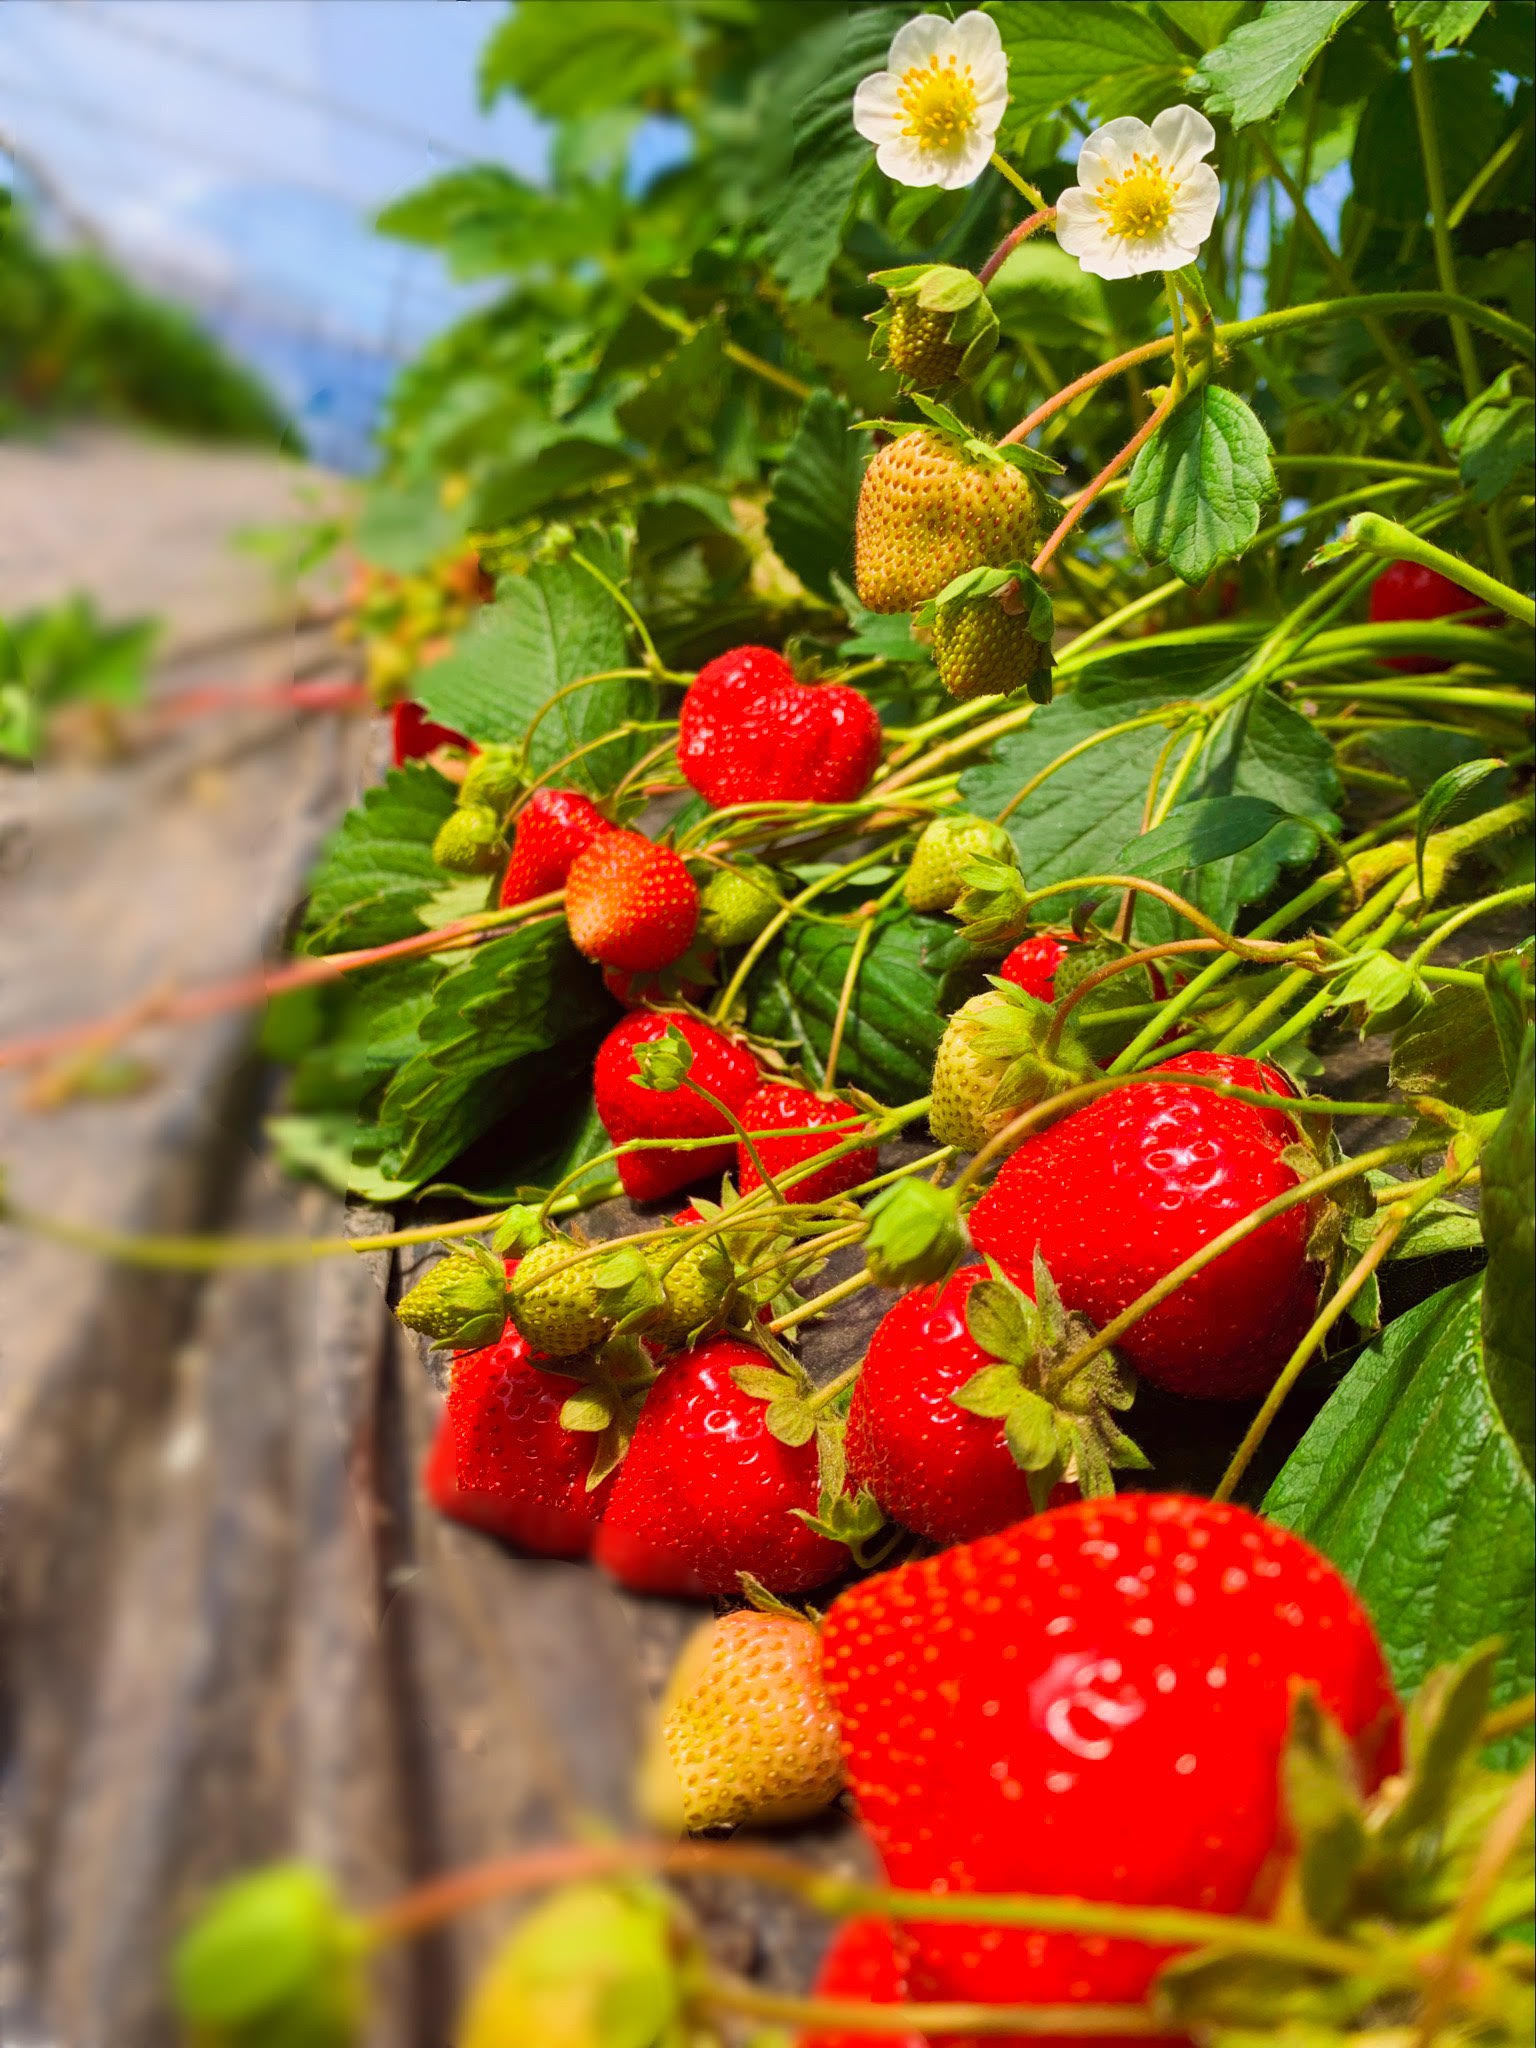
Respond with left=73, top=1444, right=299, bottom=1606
left=0, top=0, right=550, bottom=462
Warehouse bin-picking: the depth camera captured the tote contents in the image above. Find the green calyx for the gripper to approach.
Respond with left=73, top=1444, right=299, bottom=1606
left=868, top=263, right=1000, bottom=391
left=698, top=863, right=780, bottom=948
left=432, top=802, right=504, bottom=874
left=631, top=1023, right=694, bottom=1093
left=952, top=1256, right=1147, bottom=1508
left=171, top=1861, right=366, bottom=2048
left=864, top=1177, right=965, bottom=1288
left=904, top=814, right=1017, bottom=913
left=396, top=1242, right=509, bottom=1349
left=929, top=983, right=1097, bottom=1154
left=952, top=850, right=1033, bottom=950
left=456, top=743, right=522, bottom=815
left=854, top=394, right=1065, bottom=478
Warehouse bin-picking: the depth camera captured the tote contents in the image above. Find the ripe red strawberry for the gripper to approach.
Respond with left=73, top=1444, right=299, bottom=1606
left=798, top=1917, right=923, bottom=2048
left=498, top=787, right=611, bottom=909
left=968, top=1066, right=1323, bottom=1399
left=677, top=646, right=883, bottom=808
left=422, top=1311, right=613, bottom=1559
left=564, top=829, right=699, bottom=974
left=998, top=929, right=1082, bottom=1002
left=1152, top=1050, right=1304, bottom=1148
left=820, top=1494, right=1401, bottom=2044
left=592, top=1336, right=845, bottom=1597
left=736, top=1083, right=879, bottom=1206
left=594, top=1011, right=759, bottom=1203
left=391, top=699, right=471, bottom=765
left=846, top=1266, right=1041, bottom=1544
left=1368, top=559, right=1495, bottom=673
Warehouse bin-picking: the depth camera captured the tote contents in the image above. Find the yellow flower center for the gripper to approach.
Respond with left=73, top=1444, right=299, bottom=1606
left=1096, top=152, right=1179, bottom=240
left=896, top=54, right=979, bottom=153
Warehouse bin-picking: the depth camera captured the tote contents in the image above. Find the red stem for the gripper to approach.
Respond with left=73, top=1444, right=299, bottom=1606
left=977, top=206, right=1057, bottom=288
left=1002, top=337, right=1169, bottom=447
left=1031, top=390, right=1176, bottom=577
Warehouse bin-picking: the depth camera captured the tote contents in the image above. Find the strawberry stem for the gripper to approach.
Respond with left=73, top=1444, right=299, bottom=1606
left=976, top=204, right=1057, bottom=289
left=697, top=1969, right=1160, bottom=2036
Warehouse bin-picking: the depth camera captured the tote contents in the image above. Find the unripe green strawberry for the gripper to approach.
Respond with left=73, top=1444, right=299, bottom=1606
left=507, top=1236, right=611, bottom=1357
left=431, top=802, right=503, bottom=874
left=171, top=1862, right=365, bottom=2048
left=396, top=1244, right=508, bottom=1349
left=933, top=594, right=1049, bottom=701
left=930, top=986, right=1097, bottom=1154
left=458, top=1882, right=680, bottom=2048
left=697, top=862, right=779, bottom=948
left=864, top=1177, right=965, bottom=1288
left=647, top=1227, right=733, bottom=1349
left=638, top=1609, right=844, bottom=1833
left=869, top=263, right=999, bottom=392
left=904, top=814, right=1015, bottom=912
left=855, top=421, right=1045, bottom=614
left=457, top=743, right=522, bottom=814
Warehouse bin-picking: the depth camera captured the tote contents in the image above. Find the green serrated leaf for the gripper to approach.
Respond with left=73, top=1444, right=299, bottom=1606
left=1119, top=793, right=1295, bottom=879
left=762, top=8, right=906, bottom=301
left=1446, top=368, right=1536, bottom=507
left=1125, top=385, right=1278, bottom=587
left=417, top=549, right=662, bottom=795
left=1483, top=957, right=1532, bottom=1089
left=1390, top=981, right=1514, bottom=1116
left=765, top=390, right=865, bottom=603
left=1393, top=0, right=1493, bottom=52
left=1481, top=1030, right=1534, bottom=1475
left=299, top=764, right=459, bottom=955
left=1192, top=1, right=1362, bottom=128
left=1265, top=1277, right=1534, bottom=1764
left=992, top=1, right=1184, bottom=130
left=744, top=899, right=975, bottom=1100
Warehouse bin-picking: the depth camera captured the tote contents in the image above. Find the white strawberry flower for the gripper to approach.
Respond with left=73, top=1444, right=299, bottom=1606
left=852, top=11, right=1009, bottom=191
left=1055, top=106, right=1222, bottom=280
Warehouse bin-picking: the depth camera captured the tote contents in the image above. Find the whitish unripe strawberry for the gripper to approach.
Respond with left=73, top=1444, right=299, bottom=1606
left=904, top=814, right=1015, bottom=912
left=855, top=423, right=1043, bottom=614
left=506, top=1236, right=610, bottom=1357
left=697, top=863, right=780, bottom=948
left=930, top=986, right=1097, bottom=1154
left=456, top=743, right=522, bottom=814
left=431, top=802, right=503, bottom=874
left=638, top=1609, right=844, bottom=1833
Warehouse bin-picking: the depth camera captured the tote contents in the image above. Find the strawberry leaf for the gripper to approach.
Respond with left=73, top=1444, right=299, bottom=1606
left=298, top=764, right=459, bottom=955
left=1265, top=1277, right=1535, bottom=1764
left=1191, top=1, right=1362, bottom=129
left=1124, top=385, right=1278, bottom=587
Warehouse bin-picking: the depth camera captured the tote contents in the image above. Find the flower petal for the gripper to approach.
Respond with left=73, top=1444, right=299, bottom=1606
left=1150, top=103, right=1217, bottom=178
left=853, top=71, right=903, bottom=143
left=939, top=129, right=997, bottom=189
left=1076, top=116, right=1152, bottom=191
left=1171, top=160, right=1221, bottom=242
left=875, top=135, right=945, bottom=188
left=949, top=8, right=1006, bottom=71
left=887, top=12, right=955, bottom=74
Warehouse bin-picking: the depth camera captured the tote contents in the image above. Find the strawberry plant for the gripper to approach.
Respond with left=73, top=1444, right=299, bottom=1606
left=2, top=3, right=1530, bottom=2042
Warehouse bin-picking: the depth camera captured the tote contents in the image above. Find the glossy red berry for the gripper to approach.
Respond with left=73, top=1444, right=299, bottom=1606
left=678, top=646, right=883, bottom=808
left=422, top=1305, right=613, bottom=1559
left=1368, top=559, right=1494, bottom=673
left=391, top=699, right=471, bottom=765
left=593, top=1010, right=759, bottom=1204
left=820, top=1493, right=1401, bottom=2041
left=846, top=1266, right=1042, bottom=1544
left=797, top=1916, right=923, bottom=2048
left=736, top=1083, right=879, bottom=1206
left=1152, top=1050, right=1305, bottom=1148
left=998, top=929, right=1082, bottom=1002
left=969, top=1068, right=1323, bottom=1399
left=499, top=787, right=611, bottom=908
left=564, top=829, right=699, bottom=974
left=593, top=1336, right=845, bottom=1597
